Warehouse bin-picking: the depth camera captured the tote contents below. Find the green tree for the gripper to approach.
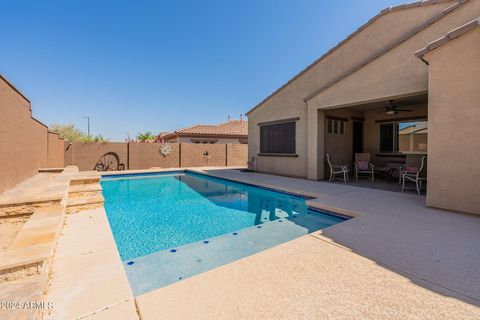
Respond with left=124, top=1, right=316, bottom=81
left=80, top=134, right=109, bottom=142
left=50, top=124, right=109, bottom=142
left=136, top=131, right=156, bottom=142
left=49, top=124, right=85, bottom=141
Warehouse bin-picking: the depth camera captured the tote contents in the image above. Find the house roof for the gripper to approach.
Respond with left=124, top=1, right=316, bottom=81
left=161, top=120, right=248, bottom=139
left=246, top=0, right=459, bottom=115
left=415, top=16, right=480, bottom=58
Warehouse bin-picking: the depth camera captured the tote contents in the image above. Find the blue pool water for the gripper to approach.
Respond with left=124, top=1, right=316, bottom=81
left=101, top=171, right=346, bottom=294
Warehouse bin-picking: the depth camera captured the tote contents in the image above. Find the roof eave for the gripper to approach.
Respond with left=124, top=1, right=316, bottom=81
left=415, top=16, right=480, bottom=62
left=245, top=0, right=456, bottom=115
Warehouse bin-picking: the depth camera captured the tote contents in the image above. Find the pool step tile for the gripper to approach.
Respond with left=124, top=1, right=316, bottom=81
left=65, top=195, right=105, bottom=214
left=69, top=176, right=101, bottom=186
left=68, top=183, right=103, bottom=198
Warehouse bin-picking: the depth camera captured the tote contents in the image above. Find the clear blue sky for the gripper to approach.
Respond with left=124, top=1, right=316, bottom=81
left=0, top=0, right=404, bottom=141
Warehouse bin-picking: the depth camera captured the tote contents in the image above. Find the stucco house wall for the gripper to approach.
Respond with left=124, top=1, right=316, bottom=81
left=324, top=108, right=363, bottom=169
left=307, top=0, right=480, bottom=110
left=247, top=1, right=456, bottom=178
left=246, top=0, right=480, bottom=214
left=422, top=26, right=480, bottom=215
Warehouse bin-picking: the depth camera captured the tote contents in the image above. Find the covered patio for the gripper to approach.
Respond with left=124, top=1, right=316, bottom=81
left=322, top=93, right=428, bottom=194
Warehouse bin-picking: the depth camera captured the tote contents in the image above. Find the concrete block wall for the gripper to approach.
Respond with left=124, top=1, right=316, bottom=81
left=64, top=142, right=128, bottom=171
left=0, top=76, right=64, bottom=193
left=47, top=132, right=65, bottom=168
left=129, top=143, right=180, bottom=169
left=226, top=144, right=248, bottom=167
left=180, top=144, right=226, bottom=167
left=64, top=142, right=248, bottom=171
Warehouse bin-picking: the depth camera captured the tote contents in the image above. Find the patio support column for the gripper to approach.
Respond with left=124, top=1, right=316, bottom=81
left=307, top=106, right=325, bottom=180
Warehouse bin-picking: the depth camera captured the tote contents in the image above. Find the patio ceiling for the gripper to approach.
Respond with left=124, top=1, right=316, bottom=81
left=348, top=93, right=428, bottom=111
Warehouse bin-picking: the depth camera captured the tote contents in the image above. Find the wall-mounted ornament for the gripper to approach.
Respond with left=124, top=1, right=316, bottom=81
left=159, top=144, right=172, bottom=157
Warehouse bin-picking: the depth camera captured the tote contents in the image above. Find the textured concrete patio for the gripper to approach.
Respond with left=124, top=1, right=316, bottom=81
left=37, top=168, right=480, bottom=319
left=134, top=168, right=480, bottom=319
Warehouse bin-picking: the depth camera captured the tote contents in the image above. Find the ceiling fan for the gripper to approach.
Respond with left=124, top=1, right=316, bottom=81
left=382, top=100, right=413, bottom=115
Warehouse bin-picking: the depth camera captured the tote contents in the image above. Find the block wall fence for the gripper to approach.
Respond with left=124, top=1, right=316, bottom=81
left=0, top=76, right=64, bottom=193
left=64, top=142, right=248, bottom=171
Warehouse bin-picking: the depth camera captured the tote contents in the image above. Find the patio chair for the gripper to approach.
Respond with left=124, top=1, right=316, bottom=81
left=354, top=153, right=374, bottom=181
left=401, top=155, right=427, bottom=195
left=398, top=154, right=425, bottom=184
left=326, top=154, right=349, bottom=183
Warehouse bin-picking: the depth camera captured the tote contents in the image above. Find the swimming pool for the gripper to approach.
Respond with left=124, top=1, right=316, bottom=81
left=101, top=171, right=346, bottom=295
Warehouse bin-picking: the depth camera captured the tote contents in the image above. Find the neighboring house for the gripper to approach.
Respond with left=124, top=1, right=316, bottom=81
left=246, top=0, right=480, bottom=215
left=159, top=119, right=248, bottom=144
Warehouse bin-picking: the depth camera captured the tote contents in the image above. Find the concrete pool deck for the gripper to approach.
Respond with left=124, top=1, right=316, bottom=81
left=34, top=167, right=480, bottom=319
left=135, top=168, right=480, bottom=319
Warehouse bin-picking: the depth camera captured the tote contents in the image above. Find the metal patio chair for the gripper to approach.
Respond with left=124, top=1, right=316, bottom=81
left=326, top=154, right=349, bottom=183
left=401, top=155, right=427, bottom=194
left=354, top=153, right=374, bottom=181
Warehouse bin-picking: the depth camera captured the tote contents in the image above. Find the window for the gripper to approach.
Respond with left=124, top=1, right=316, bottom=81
left=191, top=139, right=218, bottom=144
left=327, top=119, right=345, bottom=134
left=398, top=121, right=428, bottom=153
left=260, top=121, right=295, bottom=154
left=379, top=120, right=427, bottom=154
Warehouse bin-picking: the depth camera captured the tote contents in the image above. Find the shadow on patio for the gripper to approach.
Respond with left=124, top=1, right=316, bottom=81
left=202, top=168, right=480, bottom=307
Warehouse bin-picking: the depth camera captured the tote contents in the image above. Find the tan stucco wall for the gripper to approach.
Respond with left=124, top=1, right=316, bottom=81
left=423, top=28, right=480, bottom=215
left=248, top=1, right=480, bottom=181
left=0, top=77, right=64, bottom=193
left=248, top=2, right=455, bottom=178
left=248, top=109, right=308, bottom=178
left=324, top=108, right=363, bottom=169
left=308, top=0, right=480, bottom=110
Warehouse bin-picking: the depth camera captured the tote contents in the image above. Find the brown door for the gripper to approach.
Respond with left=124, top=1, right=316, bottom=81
left=352, top=121, right=363, bottom=162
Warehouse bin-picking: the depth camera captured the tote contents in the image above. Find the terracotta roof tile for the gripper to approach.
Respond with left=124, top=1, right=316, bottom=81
left=161, top=120, right=248, bottom=139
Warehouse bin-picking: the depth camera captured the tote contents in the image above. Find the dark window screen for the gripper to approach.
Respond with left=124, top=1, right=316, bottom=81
left=260, top=122, right=296, bottom=154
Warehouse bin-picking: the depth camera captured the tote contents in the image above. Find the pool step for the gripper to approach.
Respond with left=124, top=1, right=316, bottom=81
left=65, top=171, right=104, bottom=213
left=68, top=184, right=103, bottom=198
left=65, top=195, right=104, bottom=214
left=69, top=176, right=100, bottom=186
